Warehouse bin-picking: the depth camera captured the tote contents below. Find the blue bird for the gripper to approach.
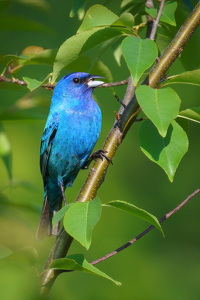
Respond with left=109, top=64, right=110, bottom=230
left=36, top=72, right=105, bottom=241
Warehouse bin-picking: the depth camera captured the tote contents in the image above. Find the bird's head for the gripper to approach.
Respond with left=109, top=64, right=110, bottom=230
left=54, top=72, right=104, bottom=98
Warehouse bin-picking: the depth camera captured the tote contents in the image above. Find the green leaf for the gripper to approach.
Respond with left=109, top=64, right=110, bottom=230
left=136, top=86, right=181, bottom=137
left=0, top=246, right=38, bottom=266
left=70, top=0, right=87, bottom=18
left=139, top=120, right=188, bottom=182
left=64, top=198, right=102, bottom=249
left=52, top=27, right=122, bottom=83
left=24, top=48, right=57, bottom=66
left=78, top=5, right=118, bottom=33
left=52, top=203, right=73, bottom=229
left=0, top=15, right=53, bottom=33
left=0, top=123, right=12, bottom=180
left=22, top=77, right=42, bottom=91
left=178, top=107, right=200, bottom=123
left=3, top=54, right=29, bottom=61
left=145, top=1, right=177, bottom=26
left=163, top=70, right=200, bottom=87
left=23, top=73, right=52, bottom=91
left=155, top=33, right=171, bottom=55
left=50, top=254, right=121, bottom=286
left=111, top=13, right=134, bottom=28
left=104, top=200, right=163, bottom=234
left=113, top=42, right=123, bottom=66
left=121, top=36, right=157, bottom=86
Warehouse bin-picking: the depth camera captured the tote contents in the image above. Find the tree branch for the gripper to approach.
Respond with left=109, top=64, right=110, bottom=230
left=90, top=189, right=200, bottom=265
left=38, top=2, right=200, bottom=295
left=149, top=0, right=165, bottom=40
left=0, top=75, right=128, bottom=90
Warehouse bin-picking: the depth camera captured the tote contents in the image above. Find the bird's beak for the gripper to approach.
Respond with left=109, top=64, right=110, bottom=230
left=86, top=75, right=104, bottom=88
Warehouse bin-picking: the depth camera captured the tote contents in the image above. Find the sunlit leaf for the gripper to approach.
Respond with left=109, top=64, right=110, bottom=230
left=121, top=36, right=158, bottom=86
left=136, top=86, right=181, bottom=137
left=50, top=254, right=121, bottom=286
left=52, top=27, right=122, bottom=83
left=23, top=73, right=52, bottom=91
left=64, top=198, right=102, bottom=249
left=0, top=123, right=12, bottom=180
left=21, top=45, right=45, bottom=56
left=111, top=13, right=134, bottom=28
left=178, top=107, right=200, bottom=123
left=139, top=120, right=188, bottom=182
left=78, top=5, right=118, bottom=33
left=104, top=200, right=163, bottom=234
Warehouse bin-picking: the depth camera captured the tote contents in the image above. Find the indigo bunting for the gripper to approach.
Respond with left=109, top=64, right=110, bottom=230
left=36, top=72, right=105, bottom=241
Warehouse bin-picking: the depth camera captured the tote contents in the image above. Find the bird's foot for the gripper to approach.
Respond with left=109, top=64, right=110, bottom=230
left=83, top=149, right=113, bottom=169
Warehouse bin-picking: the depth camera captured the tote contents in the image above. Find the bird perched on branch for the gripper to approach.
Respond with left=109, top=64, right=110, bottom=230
left=36, top=72, right=105, bottom=241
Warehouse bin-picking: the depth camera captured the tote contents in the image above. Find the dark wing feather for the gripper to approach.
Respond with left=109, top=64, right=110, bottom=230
left=40, top=113, right=59, bottom=182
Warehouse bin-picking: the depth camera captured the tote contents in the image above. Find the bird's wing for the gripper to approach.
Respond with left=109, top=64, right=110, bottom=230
left=40, top=113, right=59, bottom=182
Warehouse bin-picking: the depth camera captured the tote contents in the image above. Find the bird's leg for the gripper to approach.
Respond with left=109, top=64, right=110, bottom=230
left=60, top=180, right=67, bottom=206
left=82, top=149, right=113, bottom=169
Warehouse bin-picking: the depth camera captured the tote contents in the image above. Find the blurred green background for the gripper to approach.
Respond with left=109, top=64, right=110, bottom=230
left=0, top=0, right=200, bottom=299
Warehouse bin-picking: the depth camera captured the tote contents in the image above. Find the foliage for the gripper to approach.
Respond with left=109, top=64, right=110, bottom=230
left=0, top=0, right=200, bottom=299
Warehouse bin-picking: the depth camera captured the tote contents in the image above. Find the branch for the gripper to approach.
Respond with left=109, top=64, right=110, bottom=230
left=0, top=75, right=128, bottom=90
left=149, top=0, right=166, bottom=40
left=100, top=80, right=128, bottom=87
left=90, top=189, right=200, bottom=265
left=38, top=2, right=200, bottom=295
left=0, top=76, right=56, bottom=90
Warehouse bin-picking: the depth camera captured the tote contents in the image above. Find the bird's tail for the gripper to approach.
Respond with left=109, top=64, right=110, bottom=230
left=36, top=194, right=62, bottom=241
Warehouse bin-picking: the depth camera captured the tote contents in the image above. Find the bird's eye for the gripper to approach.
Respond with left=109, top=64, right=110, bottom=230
left=73, top=77, right=80, bottom=84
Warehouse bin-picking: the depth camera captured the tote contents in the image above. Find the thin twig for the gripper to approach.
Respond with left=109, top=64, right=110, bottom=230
left=100, top=80, right=128, bottom=87
left=90, top=189, right=200, bottom=265
left=149, top=0, right=166, bottom=40
left=0, top=75, right=127, bottom=90
left=0, top=76, right=56, bottom=90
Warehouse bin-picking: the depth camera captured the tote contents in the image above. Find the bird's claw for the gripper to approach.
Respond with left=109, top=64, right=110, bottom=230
left=83, top=149, right=113, bottom=169
left=92, top=149, right=113, bottom=165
